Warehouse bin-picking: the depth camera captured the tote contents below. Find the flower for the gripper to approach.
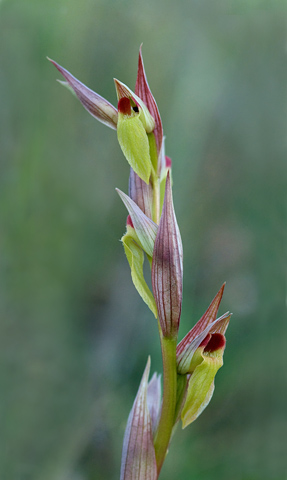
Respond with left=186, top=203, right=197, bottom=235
left=176, top=284, right=232, bottom=427
left=48, top=47, right=165, bottom=184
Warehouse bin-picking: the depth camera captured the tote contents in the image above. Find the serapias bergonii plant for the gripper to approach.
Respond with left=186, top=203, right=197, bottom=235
left=49, top=47, right=232, bottom=479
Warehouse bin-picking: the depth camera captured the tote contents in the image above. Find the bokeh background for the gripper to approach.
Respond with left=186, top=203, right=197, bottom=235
left=0, top=1, right=286, bottom=479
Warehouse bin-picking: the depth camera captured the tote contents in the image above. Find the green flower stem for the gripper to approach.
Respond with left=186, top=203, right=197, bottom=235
left=149, top=131, right=177, bottom=473
left=154, top=331, right=177, bottom=475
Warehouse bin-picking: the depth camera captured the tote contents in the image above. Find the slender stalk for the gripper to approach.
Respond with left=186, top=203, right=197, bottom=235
left=154, top=331, right=177, bottom=475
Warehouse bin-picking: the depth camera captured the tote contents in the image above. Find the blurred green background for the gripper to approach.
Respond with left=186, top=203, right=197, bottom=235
left=0, top=1, right=286, bottom=479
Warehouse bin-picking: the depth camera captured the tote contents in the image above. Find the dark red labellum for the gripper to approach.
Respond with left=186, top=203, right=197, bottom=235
left=204, top=333, right=226, bottom=353
left=118, top=97, right=132, bottom=115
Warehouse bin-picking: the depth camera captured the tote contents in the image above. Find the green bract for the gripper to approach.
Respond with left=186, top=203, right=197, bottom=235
left=122, top=231, right=157, bottom=318
left=116, top=189, right=158, bottom=257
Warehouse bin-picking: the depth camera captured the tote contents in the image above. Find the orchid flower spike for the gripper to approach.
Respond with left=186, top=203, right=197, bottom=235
left=50, top=48, right=233, bottom=478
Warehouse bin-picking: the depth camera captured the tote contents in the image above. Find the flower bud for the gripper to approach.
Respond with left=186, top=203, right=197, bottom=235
left=152, top=173, right=183, bottom=338
left=120, top=357, right=157, bottom=480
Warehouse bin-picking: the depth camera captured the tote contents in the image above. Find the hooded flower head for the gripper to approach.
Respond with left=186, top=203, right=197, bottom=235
left=175, top=284, right=232, bottom=428
left=48, top=47, right=165, bottom=185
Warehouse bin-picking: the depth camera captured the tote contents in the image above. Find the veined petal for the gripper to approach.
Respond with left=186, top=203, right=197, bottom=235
left=120, top=357, right=157, bottom=480
left=48, top=58, right=118, bottom=130
left=177, top=312, right=231, bottom=374
left=176, top=284, right=226, bottom=373
left=114, top=79, right=155, bottom=133
left=117, top=189, right=158, bottom=257
left=152, top=173, right=183, bottom=338
left=147, top=373, right=162, bottom=434
left=210, top=312, right=232, bottom=336
left=129, top=169, right=153, bottom=219
left=121, top=232, right=157, bottom=318
left=184, top=284, right=225, bottom=341
left=135, top=46, right=163, bottom=163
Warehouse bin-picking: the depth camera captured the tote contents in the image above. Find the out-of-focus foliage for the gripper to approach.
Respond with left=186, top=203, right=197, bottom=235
left=0, top=1, right=285, bottom=479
